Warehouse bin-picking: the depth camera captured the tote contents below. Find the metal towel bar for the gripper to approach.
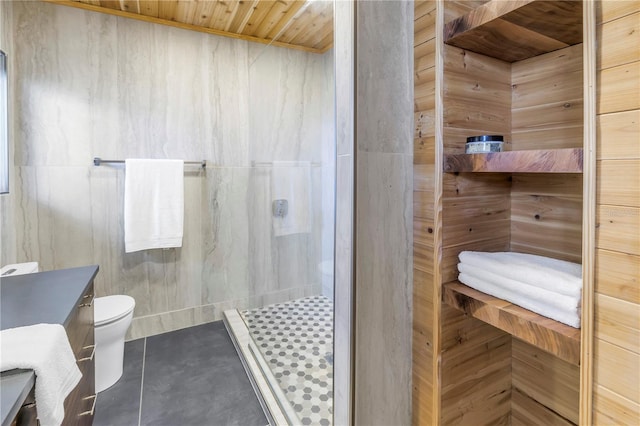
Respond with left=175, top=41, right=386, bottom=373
left=93, top=157, right=206, bottom=169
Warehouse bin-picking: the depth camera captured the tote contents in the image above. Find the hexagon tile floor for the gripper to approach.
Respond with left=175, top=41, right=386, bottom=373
left=241, top=295, right=333, bottom=426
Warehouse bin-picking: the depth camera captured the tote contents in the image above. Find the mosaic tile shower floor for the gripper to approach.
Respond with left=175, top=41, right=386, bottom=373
left=241, top=295, right=333, bottom=426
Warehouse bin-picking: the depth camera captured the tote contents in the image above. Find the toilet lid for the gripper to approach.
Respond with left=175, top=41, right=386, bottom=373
left=95, top=295, right=136, bottom=327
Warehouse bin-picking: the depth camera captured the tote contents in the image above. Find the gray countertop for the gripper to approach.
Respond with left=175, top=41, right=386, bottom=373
left=0, top=265, right=99, bottom=426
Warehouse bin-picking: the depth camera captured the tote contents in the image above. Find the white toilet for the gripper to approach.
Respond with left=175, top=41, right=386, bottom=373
left=94, top=295, right=135, bottom=393
left=0, top=262, right=39, bottom=276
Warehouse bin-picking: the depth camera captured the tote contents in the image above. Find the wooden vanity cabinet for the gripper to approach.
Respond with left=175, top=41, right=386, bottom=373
left=63, top=281, right=96, bottom=425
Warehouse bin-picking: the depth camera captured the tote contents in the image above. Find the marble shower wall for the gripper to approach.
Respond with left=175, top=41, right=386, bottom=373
left=8, top=1, right=333, bottom=339
left=354, top=2, right=413, bottom=425
left=0, top=0, right=16, bottom=267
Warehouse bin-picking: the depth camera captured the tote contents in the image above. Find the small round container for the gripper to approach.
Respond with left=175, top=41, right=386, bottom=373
left=465, top=135, right=504, bottom=154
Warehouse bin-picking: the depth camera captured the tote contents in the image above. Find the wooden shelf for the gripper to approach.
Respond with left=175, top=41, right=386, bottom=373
left=443, top=281, right=581, bottom=365
left=443, top=148, right=583, bottom=173
left=444, top=0, right=582, bottom=62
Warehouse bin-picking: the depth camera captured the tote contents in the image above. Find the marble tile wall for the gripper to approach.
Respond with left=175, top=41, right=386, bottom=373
left=354, top=2, right=414, bottom=426
left=0, top=0, right=16, bottom=267
left=6, top=1, right=334, bottom=339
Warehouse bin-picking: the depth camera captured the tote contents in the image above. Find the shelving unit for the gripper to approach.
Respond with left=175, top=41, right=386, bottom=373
left=443, top=148, right=583, bottom=173
left=444, top=0, right=582, bottom=62
left=412, top=0, right=595, bottom=424
left=443, top=281, right=581, bottom=366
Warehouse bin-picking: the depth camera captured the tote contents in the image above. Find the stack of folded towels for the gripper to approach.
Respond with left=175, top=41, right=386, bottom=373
left=457, top=251, right=583, bottom=328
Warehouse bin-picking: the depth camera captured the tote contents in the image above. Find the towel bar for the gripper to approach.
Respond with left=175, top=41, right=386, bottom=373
left=93, top=157, right=206, bottom=169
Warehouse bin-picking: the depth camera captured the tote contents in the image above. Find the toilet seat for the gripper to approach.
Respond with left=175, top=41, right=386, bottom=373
left=95, top=295, right=136, bottom=327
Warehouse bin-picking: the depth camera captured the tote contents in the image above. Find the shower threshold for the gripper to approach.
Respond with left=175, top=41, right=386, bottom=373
left=224, top=295, right=333, bottom=426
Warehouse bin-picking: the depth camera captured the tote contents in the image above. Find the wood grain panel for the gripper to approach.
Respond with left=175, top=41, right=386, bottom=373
left=415, top=136, right=436, bottom=164
left=512, top=69, right=583, bottom=109
left=444, top=0, right=581, bottom=63
left=442, top=195, right=510, bottom=248
left=596, top=205, right=640, bottom=255
left=445, top=72, right=512, bottom=108
left=440, top=302, right=511, bottom=425
left=511, top=173, right=583, bottom=263
left=415, top=38, right=436, bottom=73
left=138, top=0, right=158, bottom=17
left=414, top=268, right=435, bottom=305
left=512, top=388, right=575, bottom=426
left=512, top=98, right=583, bottom=131
left=595, top=248, right=640, bottom=304
left=512, top=339, right=579, bottom=424
left=440, top=334, right=512, bottom=425
left=510, top=223, right=582, bottom=264
left=415, top=110, right=436, bottom=139
left=415, top=164, right=436, bottom=192
left=596, top=110, right=640, bottom=159
left=414, top=194, right=435, bottom=222
left=594, top=293, right=640, bottom=354
left=511, top=126, right=583, bottom=151
left=511, top=43, right=583, bottom=117
left=415, top=8, right=437, bottom=47
left=593, top=384, right=640, bottom=426
left=415, top=242, right=436, bottom=275
left=597, top=62, right=640, bottom=115
left=444, top=1, right=490, bottom=25
left=597, top=12, right=640, bottom=70
left=511, top=42, right=582, bottom=83
left=443, top=282, right=581, bottom=365
left=596, top=160, right=640, bottom=207
left=50, top=0, right=333, bottom=53
left=444, top=149, right=583, bottom=173
left=413, top=3, right=438, bottom=424
left=444, top=44, right=512, bottom=84
left=597, top=0, right=640, bottom=24
left=415, top=67, right=436, bottom=112
left=415, top=1, right=436, bottom=21
left=594, top=338, right=640, bottom=404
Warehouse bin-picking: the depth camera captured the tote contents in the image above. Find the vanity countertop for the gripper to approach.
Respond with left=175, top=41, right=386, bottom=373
left=0, top=265, right=99, bottom=426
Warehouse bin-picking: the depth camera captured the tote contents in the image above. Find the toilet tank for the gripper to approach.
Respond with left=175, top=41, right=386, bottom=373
left=0, top=262, right=39, bottom=277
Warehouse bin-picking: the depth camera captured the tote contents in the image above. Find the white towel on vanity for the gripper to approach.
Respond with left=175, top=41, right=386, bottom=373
left=0, top=323, right=82, bottom=426
left=271, top=161, right=312, bottom=237
left=124, top=159, right=184, bottom=253
left=458, top=251, right=582, bottom=297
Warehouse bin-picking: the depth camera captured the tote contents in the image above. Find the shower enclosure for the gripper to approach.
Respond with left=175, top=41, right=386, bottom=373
left=225, top=2, right=336, bottom=425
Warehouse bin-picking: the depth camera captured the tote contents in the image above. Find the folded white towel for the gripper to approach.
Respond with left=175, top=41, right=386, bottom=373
left=124, top=159, right=184, bottom=253
left=458, top=263, right=581, bottom=313
left=271, top=161, right=312, bottom=237
left=458, top=272, right=581, bottom=328
left=0, top=324, right=82, bottom=426
left=459, top=251, right=582, bottom=298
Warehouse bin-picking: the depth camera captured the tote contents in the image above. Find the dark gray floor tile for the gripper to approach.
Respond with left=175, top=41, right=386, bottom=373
left=140, top=321, right=267, bottom=426
left=94, top=338, right=145, bottom=426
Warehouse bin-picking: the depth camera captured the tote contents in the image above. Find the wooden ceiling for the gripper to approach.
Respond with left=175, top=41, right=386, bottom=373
left=44, top=0, right=334, bottom=53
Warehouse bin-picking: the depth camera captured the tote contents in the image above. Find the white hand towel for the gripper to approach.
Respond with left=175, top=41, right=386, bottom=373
left=0, top=324, right=82, bottom=426
left=458, top=251, right=582, bottom=298
left=458, top=272, right=581, bottom=328
left=458, top=263, right=581, bottom=312
left=271, top=161, right=312, bottom=237
left=124, top=159, right=184, bottom=253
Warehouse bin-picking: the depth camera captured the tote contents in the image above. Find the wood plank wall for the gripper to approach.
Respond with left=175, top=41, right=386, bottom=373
left=413, top=2, right=437, bottom=424
left=439, top=2, right=512, bottom=423
left=593, top=1, right=640, bottom=424
left=511, top=44, right=585, bottom=264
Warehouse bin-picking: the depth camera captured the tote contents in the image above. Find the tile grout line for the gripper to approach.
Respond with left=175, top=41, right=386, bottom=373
left=138, top=337, right=147, bottom=426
